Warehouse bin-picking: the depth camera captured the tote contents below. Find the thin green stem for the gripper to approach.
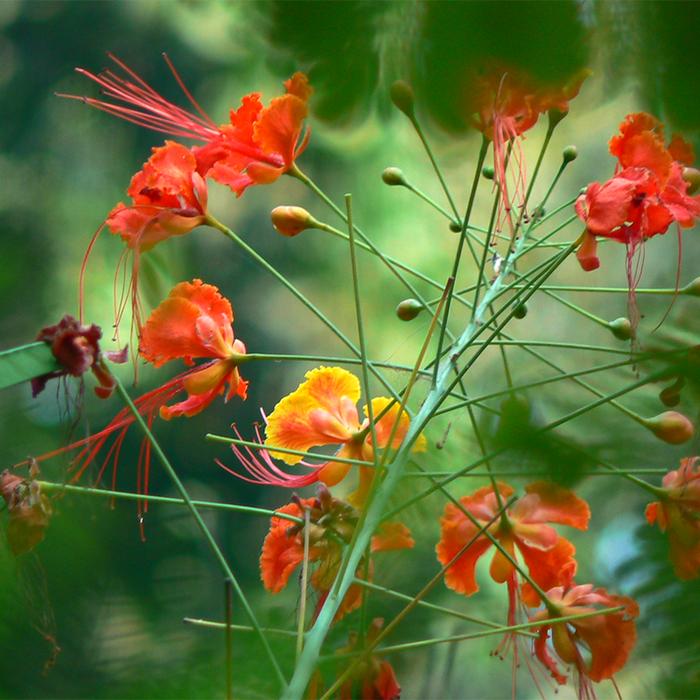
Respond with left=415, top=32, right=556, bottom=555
left=112, top=377, right=286, bottom=690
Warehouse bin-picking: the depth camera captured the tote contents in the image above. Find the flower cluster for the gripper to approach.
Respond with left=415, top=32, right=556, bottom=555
left=436, top=480, right=638, bottom=695
left=575, top=112, right=700, bottom=272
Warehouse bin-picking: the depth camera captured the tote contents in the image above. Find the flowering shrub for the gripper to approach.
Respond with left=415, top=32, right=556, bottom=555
left=3, top=54, right=700, bottom=700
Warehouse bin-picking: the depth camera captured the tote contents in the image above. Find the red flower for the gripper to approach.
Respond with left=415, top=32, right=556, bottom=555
left=575, top=113, right=700, bottom=271
left=66, top=55, right=312, bottom=197
left=646, top=457, right=700, bottom=580
left=436, top=481, right=589, bottom=604
left=336, top=618, right=402, bottom=700
left=533, top=564, right=639, bottom=695
left=107, top=141, right=209, bottom=253
left=260, top=485, right=413, bottom=624
left=139, top=279, right=248, bottom=419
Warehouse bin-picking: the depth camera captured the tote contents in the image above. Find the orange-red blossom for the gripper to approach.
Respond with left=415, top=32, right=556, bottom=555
left=260, top=485, right=413, bottom=624
left=70, top=56, right=312, bottom=197
left=533, top=563, right=639, bottom=693
left=436, top=481, right=590, bottom=605
left=646, top=456, right=700, bottom=580
left=575, top=112, right=700, bottom=271
left=139, top=279, right=248, bottom=419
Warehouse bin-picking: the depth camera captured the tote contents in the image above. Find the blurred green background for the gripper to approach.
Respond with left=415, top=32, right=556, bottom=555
left=2, top=1, right=700, bottom=698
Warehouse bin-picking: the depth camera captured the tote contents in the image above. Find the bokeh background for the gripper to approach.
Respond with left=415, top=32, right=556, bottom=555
left=2, top=1, right=700, bottom=698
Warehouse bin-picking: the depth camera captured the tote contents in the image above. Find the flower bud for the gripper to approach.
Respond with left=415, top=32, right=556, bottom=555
left=512, top=301, right=528, bottom=319
left=390, top=80, right=415, bottom=118
left=682, top=167, right=700, bottom=195
left=381, top=167, right=409, bottom=187
left=643, top=411, right=694, bottom=445
left=608, top=317, right=632, bottom=341
left=482, top=165, right=495, bottom=180
left=562, top=145, right=578, bottom=163
left=659, top=377, right=685, bottom=408
left=270, top=206, right=318, bottom=237
left=449, top=221, right=462, bottom=233
left=680, top=277, right=700, bottom=296
left=548, top=106, right=569, bottom=128
left=396, top=298, right=423, bottom=321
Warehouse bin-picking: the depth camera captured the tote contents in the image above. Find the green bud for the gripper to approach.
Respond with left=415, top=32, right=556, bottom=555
left=449, top=221, right=462, bottom=233
left=390, top=80, right=415, bottom=118
left=608, top=317, right=632, bottom=341
left=482, top=165, right=495, bottom=180
left=562, top=145, right=578, bottom=163
left=659, top=377, right=685, bottom=408
left=396, top=298, right=423, bottom=321
left=512, top=301, right=528, bottom=319
left=683, top=167, right=700, bottom=195
left=680, top=277, right=700, bottom=296
left=381, top=167, right=409, bottom=187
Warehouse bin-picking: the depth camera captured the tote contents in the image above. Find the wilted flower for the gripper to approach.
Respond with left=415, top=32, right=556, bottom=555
left=31, top=314, right=127, bottom=399
left=260, top=484, right=413, bottom=623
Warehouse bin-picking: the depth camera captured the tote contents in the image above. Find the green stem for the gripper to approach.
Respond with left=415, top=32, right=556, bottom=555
left=112, top=377, right=287, bottom=690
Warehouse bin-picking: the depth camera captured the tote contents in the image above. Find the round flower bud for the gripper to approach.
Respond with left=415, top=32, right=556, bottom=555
left=562, top=145, right=578, bottom=163
left=449, top=221, right=462, bottom=233
left=270, top=206, right=318, bottom=237
left=512, top=301, right=528, bottom=319
left=396, top=298, right=423, bottom=321
left=659, top=377, right=685, bottom=408
left=608, top=317, right=632, bottom=341
left=381, top=167, right=409, bottom=187
left=390, top=80, right=415, bottom=118
left=643, top=411, right=694, bottom=445
left=683, top=167, right=700, bottom=195
left=482, top=165, right=495, bottom=180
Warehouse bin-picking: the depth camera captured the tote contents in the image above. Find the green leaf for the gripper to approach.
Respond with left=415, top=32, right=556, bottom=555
left=0, top=342, right=61, bottom=391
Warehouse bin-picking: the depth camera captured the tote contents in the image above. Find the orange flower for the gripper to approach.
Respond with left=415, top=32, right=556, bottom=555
left=436, top=481, right=589, bottom=604
left=260, top=485, right=413, bottom=624
left=107, top=141, right=209, bottom=253
left=533, top=564, right=639, bottom=693
left=646, top=457, right=700, bottom=580
left=336, top=618, right=402, bottom=700
left=67, top=55, right=312, bottom=197
left=139, top=279, right=248, bottom=419
left=263, top=366, right=426, bottom=503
